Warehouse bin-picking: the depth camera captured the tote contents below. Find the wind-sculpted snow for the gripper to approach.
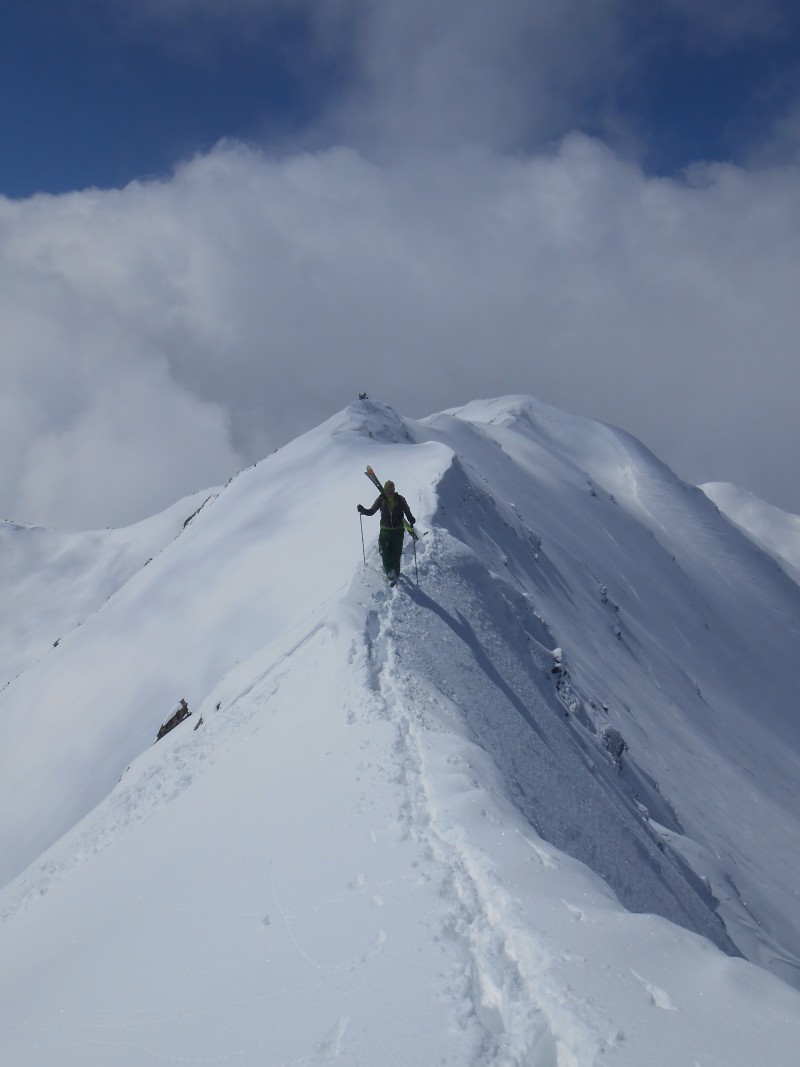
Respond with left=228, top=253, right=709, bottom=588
left=385, top=515, right=735, bottom=956
left=415, top=397, right=800, bottom=985
left=1, top=397, right=800, bottom=1064
left=702, top=481, right=800, bottom=584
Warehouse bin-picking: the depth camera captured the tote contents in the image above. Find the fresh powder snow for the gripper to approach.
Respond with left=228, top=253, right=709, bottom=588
left=1, top=397, right=799, bottom=1066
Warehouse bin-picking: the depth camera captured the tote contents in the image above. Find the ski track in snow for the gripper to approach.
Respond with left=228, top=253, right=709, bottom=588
left=363, top=541, right=598, bottom=1067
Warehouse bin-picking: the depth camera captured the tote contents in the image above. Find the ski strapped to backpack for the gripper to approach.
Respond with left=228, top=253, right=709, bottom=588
left=364, top=466, right=419, bottom=541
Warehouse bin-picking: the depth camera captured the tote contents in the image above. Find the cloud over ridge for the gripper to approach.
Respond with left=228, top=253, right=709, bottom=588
left=2, top=134, right=799, bottom=528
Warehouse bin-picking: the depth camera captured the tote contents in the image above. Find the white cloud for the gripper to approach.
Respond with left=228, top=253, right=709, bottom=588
left=15, top=358, right=240, bottom=530
left=315, top=0, right=626, bottom=155
left=2, top=136, right=800, bottom=528
left=87, top=1, right=800, bottom=159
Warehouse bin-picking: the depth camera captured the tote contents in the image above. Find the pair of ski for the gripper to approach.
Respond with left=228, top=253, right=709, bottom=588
left=364, top=465, right=419, bottom=587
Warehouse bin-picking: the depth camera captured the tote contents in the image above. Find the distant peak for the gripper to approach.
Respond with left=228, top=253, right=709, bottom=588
left=328, top=399, right=416, bottom=445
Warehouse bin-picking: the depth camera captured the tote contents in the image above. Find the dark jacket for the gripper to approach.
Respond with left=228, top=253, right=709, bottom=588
left=362, top=493, right=415, bottom=531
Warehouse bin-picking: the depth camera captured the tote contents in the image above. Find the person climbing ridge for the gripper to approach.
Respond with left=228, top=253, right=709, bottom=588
left=357, top=477, right=416, bottom=586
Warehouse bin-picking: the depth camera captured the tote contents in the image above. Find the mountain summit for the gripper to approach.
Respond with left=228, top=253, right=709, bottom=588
left=1, top=397, right=799, bottom=1065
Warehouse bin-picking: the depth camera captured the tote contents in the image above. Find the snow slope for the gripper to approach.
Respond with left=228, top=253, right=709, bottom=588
left=702, top=480, right=800, bottom=584
left=0, top=488, right=213, bottom=688
left=1, top=397, right=799, bottom=1065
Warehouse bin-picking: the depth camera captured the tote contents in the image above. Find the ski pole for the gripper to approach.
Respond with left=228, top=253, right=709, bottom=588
left=359, top=513, right=366, bottom=564
left=413, top=533, right=418, bottom=585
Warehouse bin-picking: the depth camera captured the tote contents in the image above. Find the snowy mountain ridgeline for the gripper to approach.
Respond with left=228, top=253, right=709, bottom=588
left=1, top=396, right=799, bottom=1066
left=701, top=480, right=800, bottom=585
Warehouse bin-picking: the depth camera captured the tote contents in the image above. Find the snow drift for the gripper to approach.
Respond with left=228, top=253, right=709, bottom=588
left=1, top=397, right=799, bottom=1066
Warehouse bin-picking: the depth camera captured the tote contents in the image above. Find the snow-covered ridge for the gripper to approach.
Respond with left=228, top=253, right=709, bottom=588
left=420, top=399, right=800, bottom=981
left=1, top=396, right=799, bottom=1065
left=702, top=480, right=800, bottom=584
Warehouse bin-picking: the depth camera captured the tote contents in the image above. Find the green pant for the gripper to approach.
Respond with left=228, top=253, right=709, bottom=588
left=378, top=528, right=404, bottom=577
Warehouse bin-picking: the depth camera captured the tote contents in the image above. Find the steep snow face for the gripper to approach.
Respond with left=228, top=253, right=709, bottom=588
left=419, top=397, right=800, bottom=984
left=383, top=496, right=736, bottom=958
left=702, top=481, right=800, bottom=584
left=1, top=397, right=800, bottom=1065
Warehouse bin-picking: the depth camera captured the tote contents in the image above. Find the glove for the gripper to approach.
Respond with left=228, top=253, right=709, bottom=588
left=357, top=505, right=366, bottom=514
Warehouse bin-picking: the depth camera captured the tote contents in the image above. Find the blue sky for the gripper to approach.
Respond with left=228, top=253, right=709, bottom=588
left=2, top=1, right=799, bottom=197
left=2, top=1, right=800, bottom=528
left=0, top=3, right=330, bottom=196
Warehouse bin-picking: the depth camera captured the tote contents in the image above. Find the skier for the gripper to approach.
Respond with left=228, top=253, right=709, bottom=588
left=357, top=480, right=416, bottom=585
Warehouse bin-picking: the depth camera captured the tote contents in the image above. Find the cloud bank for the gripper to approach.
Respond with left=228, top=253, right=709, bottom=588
left=2, top=136, right=800, bottom=528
